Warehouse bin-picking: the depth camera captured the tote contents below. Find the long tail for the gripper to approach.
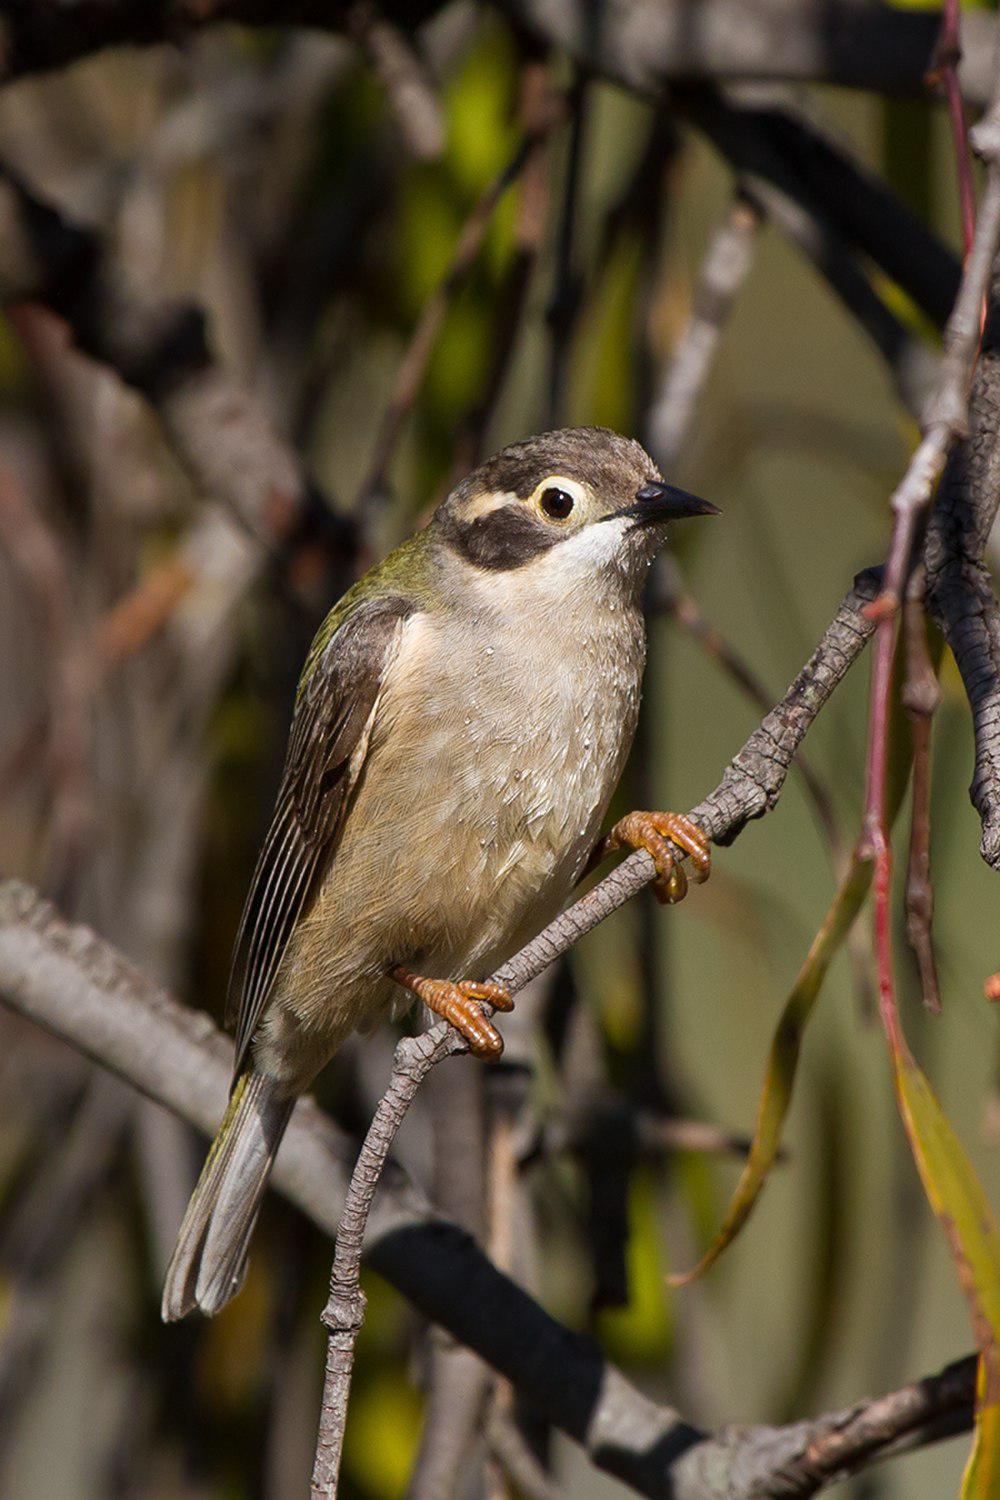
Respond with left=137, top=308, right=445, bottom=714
left=162, top=1070, right=294, bottom=1321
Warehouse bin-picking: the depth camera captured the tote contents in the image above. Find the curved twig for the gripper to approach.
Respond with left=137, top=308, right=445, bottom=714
left=310, top=569, right=880, bottom=1494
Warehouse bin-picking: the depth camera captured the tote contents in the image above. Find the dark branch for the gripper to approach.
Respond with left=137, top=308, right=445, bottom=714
left=0, top=847, right=971, bottom=1500
left=2, top=0, right=996, bottom=101
left=676, top=86, right=961, bottom=336
left=497, top=0, right=996, bottom=104
left=924, top=255, right=1000, bottom=868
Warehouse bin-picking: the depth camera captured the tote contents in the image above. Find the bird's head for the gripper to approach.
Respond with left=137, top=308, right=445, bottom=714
left=433, top=427, right=718, bottom=600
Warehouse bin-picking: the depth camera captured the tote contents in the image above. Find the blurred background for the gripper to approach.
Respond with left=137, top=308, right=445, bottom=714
left=0, top=5, right=997, bottom=1497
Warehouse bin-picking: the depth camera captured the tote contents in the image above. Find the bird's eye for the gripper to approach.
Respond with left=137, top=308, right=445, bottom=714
left=540, top=487, right=575, bottom=521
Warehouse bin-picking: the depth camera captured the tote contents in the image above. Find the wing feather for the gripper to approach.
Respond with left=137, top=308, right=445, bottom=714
left=227, top=595, right=417, bottom=1080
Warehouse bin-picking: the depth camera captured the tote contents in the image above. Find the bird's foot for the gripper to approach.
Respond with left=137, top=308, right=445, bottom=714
left=391, top=968, right=513, bottom=1058
left=598, top=810, right=710, bottom=905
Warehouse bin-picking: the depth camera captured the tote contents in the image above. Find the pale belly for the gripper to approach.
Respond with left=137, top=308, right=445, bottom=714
left=256, top=607, right=644, bottom=1088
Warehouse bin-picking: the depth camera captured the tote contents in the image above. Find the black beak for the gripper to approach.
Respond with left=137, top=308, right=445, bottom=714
left=623, top=480, right=721, bottom=525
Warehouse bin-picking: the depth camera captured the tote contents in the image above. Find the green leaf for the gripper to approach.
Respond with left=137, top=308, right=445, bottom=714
left=668, top=855, right=872, bottom=1286
left=962, top=1392, right=1000, bottom=1498
left=886, top=1025, right=1000, bottom=1497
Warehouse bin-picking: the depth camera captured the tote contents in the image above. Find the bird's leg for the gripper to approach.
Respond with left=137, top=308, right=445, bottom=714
left=391, top=967, right=513, bottom=1059
left=586, top=811, right=711, bottom=905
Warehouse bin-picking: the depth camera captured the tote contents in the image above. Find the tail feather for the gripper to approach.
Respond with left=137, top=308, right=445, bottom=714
left=162, top=1071, right=293, bottom=1322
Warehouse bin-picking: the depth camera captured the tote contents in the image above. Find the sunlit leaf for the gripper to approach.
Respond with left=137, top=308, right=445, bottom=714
left=885, top=1018, right=1000, bottom=1497
left=962, top=1385, right=1000, bottom=1498
left=344, top=1372, right=423, bottom=1497
left=598, top=1171, right=674, bottom=1363
left=443, top=24, right=517, bottom=194
left=667, top=855, right=872, bottom=1286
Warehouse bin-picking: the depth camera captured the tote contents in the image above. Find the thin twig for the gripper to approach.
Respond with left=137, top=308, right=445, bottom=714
left=901, top=568, right=941, bottom=1012
left=860, top=90, right=1000, bottom=1050
left=488, top=1413, right=565, bottom=1500
left=648, top=191, right=761, bottom=469
left=310, top=571, right=880, bottom=1494
left=783, top=1355, right=976, bottom=1491
left=349, top=0, right=445, bottom=161
left=457, top=58, right=555, bottom=469
left=545, top=73, right=586, bottom=427
left=928, top=0, right=976, bottom=260
left=0, top=551, right=197, bottom=811
left=356, top=106, right=563, bottom=509
left=0, top=876, right=976, bottom=1500
left=0, top=459, right=92, bottom=897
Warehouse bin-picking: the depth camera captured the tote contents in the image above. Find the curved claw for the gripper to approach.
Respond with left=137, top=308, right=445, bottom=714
left=602, top=810, right=710, bottom=904
left=391, top=968, right=512, bottom=1057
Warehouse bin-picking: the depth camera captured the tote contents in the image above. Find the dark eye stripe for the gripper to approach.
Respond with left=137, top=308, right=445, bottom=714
left=440, top=505, right=560, bottom=570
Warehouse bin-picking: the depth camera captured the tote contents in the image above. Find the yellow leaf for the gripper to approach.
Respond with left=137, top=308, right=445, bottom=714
left=888, top=1033, right=1000, bottom=1498
left=961, top=1374, right=1000, bottom=1498
left=668, top=856, right=872, bottom=1286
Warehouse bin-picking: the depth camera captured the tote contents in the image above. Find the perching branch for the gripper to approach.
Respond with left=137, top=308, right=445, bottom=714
left=0, top=568, right=907, bottom=1500
left=309, top=568, right=880, bottom=1494
left=0, top=878, right=975, bottom=1498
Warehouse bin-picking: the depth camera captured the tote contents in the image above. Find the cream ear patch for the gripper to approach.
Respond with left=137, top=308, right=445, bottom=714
left=459, top=489, right=521, bottom=523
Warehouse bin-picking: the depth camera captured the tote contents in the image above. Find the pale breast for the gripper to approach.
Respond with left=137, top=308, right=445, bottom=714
left=363, top=595, right=645, bottom=968
left=263, top=591, right=646, bottom=1081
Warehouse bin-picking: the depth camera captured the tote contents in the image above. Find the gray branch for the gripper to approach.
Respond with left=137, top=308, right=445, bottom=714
left=497, top=0, right=996, bottom=104
left=647, top=191, right=762, bottom=469
left=310, top=568, right=880, bottom=1493
left=0, top=0, right=997, bottom=103
left=0, top=166, right=355, bottom=603
left=675, top=86, right=961, bottom=337
left=0, top=879, right=974, bottom=1499
left=925, top=263, right=1000, bottom=866
left=2, top=568, right=954, bottom=1500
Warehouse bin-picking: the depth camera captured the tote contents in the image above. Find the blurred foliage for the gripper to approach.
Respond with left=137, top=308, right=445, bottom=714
left=0, top=7, right=998, bottom=1499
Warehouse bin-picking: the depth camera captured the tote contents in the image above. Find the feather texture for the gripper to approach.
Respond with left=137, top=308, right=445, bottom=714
left=226, top=595, right=416, bottom=1079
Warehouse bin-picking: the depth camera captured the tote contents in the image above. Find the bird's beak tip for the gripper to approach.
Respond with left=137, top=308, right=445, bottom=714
left=633, top=481, right=721, bottom=520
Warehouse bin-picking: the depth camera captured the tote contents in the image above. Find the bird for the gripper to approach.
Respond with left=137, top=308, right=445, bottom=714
left=162, top=425, right=718, bottom=1321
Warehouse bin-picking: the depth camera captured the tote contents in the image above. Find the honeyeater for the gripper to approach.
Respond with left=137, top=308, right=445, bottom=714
left=163, top=426, right=718, bottom=1320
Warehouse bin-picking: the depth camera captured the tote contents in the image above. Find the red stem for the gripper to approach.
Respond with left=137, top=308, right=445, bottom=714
left=936, top=0, right=976, bottom=259
left=861, top=614, right=901, bottom=1048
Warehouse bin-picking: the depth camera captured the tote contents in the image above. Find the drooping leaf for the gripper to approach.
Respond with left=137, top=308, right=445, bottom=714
left=885, top=1017, right=1000, bottom=1497
left=667, top=855, right=872, bottom=1286
left=962, top=1384, right=1000, bottom=1499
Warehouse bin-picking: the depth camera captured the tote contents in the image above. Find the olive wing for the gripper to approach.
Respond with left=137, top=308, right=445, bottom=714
left=227, top=595, right=416, bottom=1080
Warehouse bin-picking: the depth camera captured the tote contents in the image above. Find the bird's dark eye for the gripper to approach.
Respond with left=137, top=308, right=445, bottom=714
left=540, top=486, right=575, bottom=521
